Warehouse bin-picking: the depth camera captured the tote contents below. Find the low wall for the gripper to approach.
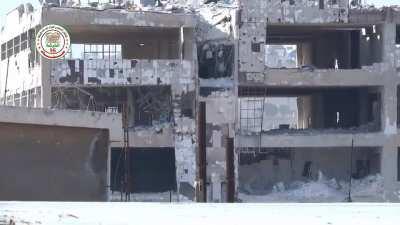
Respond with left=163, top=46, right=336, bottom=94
left=0, top=122, right=109, bottom=201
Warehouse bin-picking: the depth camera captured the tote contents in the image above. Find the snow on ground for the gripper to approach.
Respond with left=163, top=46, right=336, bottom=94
left=239, top=172, right=388, bottom=203
left=1, top=202, right=400, bottom=225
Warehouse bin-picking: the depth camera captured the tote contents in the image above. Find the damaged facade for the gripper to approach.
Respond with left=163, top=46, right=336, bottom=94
left=1, top=0, right=400, bottom=202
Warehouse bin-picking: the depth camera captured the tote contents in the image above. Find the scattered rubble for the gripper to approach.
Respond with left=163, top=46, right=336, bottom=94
left=239, top=172, right=386, bottom=202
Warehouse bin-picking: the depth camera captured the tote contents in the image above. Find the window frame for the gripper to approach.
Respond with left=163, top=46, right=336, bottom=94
left=13, top=36, right=20, bottom=55
left=6, top=39, right=13, bottom=58
left=21, top=32, right=28, bottom=51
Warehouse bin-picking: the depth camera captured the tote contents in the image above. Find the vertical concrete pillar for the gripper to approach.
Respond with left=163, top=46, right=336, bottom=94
left=127, top=88, right=135, bottom=128
left=196, top=101, right=207, bottom=202
left=381, top=138, right=399, bottom=201
left=170, top=59, right=197, bottom=200
left=226, top=137, right=235, bottom=202
left=40, top=58, right=52, bottom=108
left=382, top=23, right=396, bottom=67
left=381, top=84, right=397, bottom=135
left=379, top=21, right=399, bottom=202
left=380, top=83, right=399, bottom=201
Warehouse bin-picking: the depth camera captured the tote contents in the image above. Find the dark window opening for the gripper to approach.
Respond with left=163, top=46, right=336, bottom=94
left=28, top=26, right=41, bottom=66
left=239, top=147, right=381, bottom=195
left=28, top=28, right=36, bottom=67
left=180, top=92, right=195, bottom=118
left=396, top=25, right=400, bottom=44
left=198, top=42, right=234, bottom=79
left=319, top=0, right=324, bottom=9
left=1, top=43, right=6, bottom=60
left=355, top=160, right=370, bottom=179
left=6, top=40, right=13, bottom=58
left=21, top=32, right=28, bottom=51
left=239, top=86, right=381, bottom=133
left=133, top=86, right=173, bottom=127
left=398, top=148, right=400, bottom=181
left=13, top=36, right=20, bottom=55
left=111, top=148, right=177, bottom=193
left=28, top=28, right=35, bottom=49
left=302, top=161, right=312, bottom=178
left=266, top=25, right=382, bottom=69
left=251, top=42, right=261, bottom=52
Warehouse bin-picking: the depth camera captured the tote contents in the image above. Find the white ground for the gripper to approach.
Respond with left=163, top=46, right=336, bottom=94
left=1, top=202, right=400, bottom=225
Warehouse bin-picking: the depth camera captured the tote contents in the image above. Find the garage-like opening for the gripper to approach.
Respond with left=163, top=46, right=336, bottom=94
left=266, top=25, right=383, bottom=69
left=238, top=86, right=381, bottom=134
left=110, top=147, right=177, bottom=195
left=238, top=147, right=382, bottom=202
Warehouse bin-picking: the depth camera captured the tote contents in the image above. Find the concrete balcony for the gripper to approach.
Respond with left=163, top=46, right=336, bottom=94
left=50, top=59, right=193, bottom=87
left=239, top=67, right=389, bottom=87
left=236, top=131, right=386, bottom=149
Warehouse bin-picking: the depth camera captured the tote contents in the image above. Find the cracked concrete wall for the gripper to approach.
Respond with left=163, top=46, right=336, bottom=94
left=195, top=2, right=238, bottom=202
left=265, top=0, right=348, bottom=24
left=201, top=90, right=235, bottom=202
left=170, top=36, right=198, bottom=200
left=51, top=59, right=192, bottom=86
left=349, top=8, right=400, bottom=24
left=238, top=0, right=266, bottom=84
left=196, top=5, right=238, bottom=201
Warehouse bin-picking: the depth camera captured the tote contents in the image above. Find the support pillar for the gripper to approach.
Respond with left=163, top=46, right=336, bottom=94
left=196, top=101, right=207, bottom=202
left=226, top=137, right=235, bottom=203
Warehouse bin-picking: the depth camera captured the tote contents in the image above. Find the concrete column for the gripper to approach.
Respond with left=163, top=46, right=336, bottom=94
left=381, top=23, right=396, bottom=67
left=127, top=88, right=135, bottom=128
left=381, top=84, right=397, bottom=135
left=380, top=82, right=399, bottom=201
left=40, top=58, right=52, bottom=108
left=381, top=138, right=399, bottom=201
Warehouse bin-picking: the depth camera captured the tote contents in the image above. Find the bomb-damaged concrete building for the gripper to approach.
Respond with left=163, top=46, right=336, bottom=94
left=1, top=0, right=400, bottom=202
left=232, top=0, right=400, bottom=202
left=0, top=0, right=198, bottom=201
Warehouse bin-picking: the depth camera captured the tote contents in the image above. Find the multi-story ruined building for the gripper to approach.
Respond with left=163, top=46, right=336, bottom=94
left=1, top=0, right=400, bottom=202
left=0, top=1, right=198, bottom=201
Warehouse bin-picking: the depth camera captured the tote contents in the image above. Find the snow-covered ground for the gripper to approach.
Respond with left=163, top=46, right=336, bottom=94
left=1, top=202, right=400, bottom=225
left=239, top=173, right=392, bottom=203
